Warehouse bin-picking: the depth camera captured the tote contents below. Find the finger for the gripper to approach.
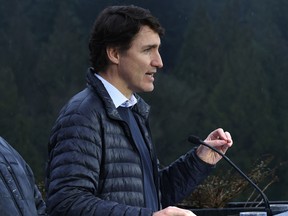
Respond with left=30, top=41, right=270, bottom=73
left=181, top=209, right=196, bottom=216
left=205, top=139, right=229, bottom=147
left=224, top=131, right=233, bottom=146
left=217, top=128, right=230, bottom=141
left=213, top=129, right=232, bottom=144
left=160, top=206, right=196, bottom=216
left=208, top=128, right=224, bottom=140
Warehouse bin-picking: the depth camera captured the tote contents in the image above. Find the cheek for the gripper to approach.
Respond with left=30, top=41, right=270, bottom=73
left=127, top=59, right=146, bottom=76
left=119, top=54, right=149, bottom=79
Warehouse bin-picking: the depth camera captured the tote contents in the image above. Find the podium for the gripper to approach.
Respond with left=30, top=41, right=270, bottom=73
left=189, top=208, right=288, bottom=216
left=182, top=201, right=288, bottom=216
left=274, top=210, right=288, bottom=216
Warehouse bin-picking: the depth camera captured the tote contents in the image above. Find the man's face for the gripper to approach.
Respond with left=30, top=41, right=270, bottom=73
left=116, top=25, right=163, bottom=97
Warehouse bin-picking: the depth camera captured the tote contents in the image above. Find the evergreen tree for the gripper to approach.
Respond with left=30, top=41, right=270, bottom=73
left=173, top=0, right=288, bottom=200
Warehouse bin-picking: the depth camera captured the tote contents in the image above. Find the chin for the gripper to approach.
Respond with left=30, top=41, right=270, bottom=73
left=144, top=86, right=154, bottom=92
left=135, top=84, right=154, bottom=93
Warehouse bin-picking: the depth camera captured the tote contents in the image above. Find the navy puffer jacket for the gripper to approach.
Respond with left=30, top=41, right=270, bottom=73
left=45, top=68, right=213, bottom=216
left=0, top=137, right=46, bottom=216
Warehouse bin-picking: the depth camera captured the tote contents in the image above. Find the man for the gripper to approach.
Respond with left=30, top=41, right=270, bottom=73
left=0, top=136, right=46, bottom=216
left=45, top=5, right=233, bottom=216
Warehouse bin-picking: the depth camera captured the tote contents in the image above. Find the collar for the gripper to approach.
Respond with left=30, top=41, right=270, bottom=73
left=95, top=73, right=137, bottom=108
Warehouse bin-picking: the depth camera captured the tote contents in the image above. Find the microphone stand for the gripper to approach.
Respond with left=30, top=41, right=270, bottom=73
left=188, top=135, right=272, bottom=216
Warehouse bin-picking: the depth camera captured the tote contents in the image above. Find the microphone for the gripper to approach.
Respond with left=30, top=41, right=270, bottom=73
left=188, top=135, right=272, bottom=216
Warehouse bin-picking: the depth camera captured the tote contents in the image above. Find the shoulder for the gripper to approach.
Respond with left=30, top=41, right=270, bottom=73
left=56, top=87, right=105, bottom=125
left=0, top=137, right=32, bottom=178
left=0, top=137, right=23, bottom=163
left=48, top=87, right=105, bottom=152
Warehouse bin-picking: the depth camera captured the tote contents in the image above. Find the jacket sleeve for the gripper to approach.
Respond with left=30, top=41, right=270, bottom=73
left=24, top=164, right=47, bottom=216
left=0, top=136, right=47, bottom=215
left=46, top=107, right=153, bottom=216
left=12, top=143, right=47, bottom=215
left=159, top=147, right=214, bottom=207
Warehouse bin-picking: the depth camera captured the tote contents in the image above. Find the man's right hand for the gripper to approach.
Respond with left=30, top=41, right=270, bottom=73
left=153, top=206, right=196, bottom=216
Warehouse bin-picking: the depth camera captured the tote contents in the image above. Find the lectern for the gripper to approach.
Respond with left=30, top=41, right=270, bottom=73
left=184, top=201, right=288, bottom=216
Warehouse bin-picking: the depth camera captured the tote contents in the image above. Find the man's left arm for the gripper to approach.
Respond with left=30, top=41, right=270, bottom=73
left=159, top=128, right=233, bottom=207
left=159, top=148, right=214, bottom=207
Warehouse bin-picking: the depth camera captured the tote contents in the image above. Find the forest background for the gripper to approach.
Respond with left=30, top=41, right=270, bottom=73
left=1, top=0, right=288, bottom=201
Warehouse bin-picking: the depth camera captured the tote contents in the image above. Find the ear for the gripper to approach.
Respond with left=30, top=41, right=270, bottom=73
left=106, top=46, right=120, bottom=64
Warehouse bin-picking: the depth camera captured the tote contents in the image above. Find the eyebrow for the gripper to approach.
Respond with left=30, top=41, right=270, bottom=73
left=142, top=44, right=161, bottom=50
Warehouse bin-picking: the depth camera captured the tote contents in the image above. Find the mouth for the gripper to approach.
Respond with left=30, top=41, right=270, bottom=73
left=145, top=72, right=156, bottom=77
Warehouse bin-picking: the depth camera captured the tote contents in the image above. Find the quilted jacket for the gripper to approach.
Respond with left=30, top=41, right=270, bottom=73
left=45, top=68, right=214, bottom=216
left=0, top=137, right=46, bottom=216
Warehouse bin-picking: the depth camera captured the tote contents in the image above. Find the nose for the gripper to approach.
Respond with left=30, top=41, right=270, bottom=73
left=151, top=51, right=163, bottom=69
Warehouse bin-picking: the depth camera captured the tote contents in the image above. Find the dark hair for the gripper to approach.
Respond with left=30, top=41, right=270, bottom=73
left=88, top=5, right=165, bottom=72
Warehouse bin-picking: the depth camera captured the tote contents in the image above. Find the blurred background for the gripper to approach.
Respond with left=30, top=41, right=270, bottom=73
left=1, top=0, right=288, bottom=201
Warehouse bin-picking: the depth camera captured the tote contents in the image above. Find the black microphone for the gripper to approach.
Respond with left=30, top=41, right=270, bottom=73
left=188, top=135, right=272, bottom=216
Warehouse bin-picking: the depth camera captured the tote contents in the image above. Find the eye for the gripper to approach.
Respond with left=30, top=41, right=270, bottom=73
left=143, top=47, right=152, bottom=53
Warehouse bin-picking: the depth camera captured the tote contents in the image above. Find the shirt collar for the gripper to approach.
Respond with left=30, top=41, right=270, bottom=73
left=95, top=73, right=137, bottom=108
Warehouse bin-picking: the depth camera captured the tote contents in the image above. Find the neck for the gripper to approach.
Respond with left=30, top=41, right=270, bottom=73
left=98, top=71, right=133, bottom=99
